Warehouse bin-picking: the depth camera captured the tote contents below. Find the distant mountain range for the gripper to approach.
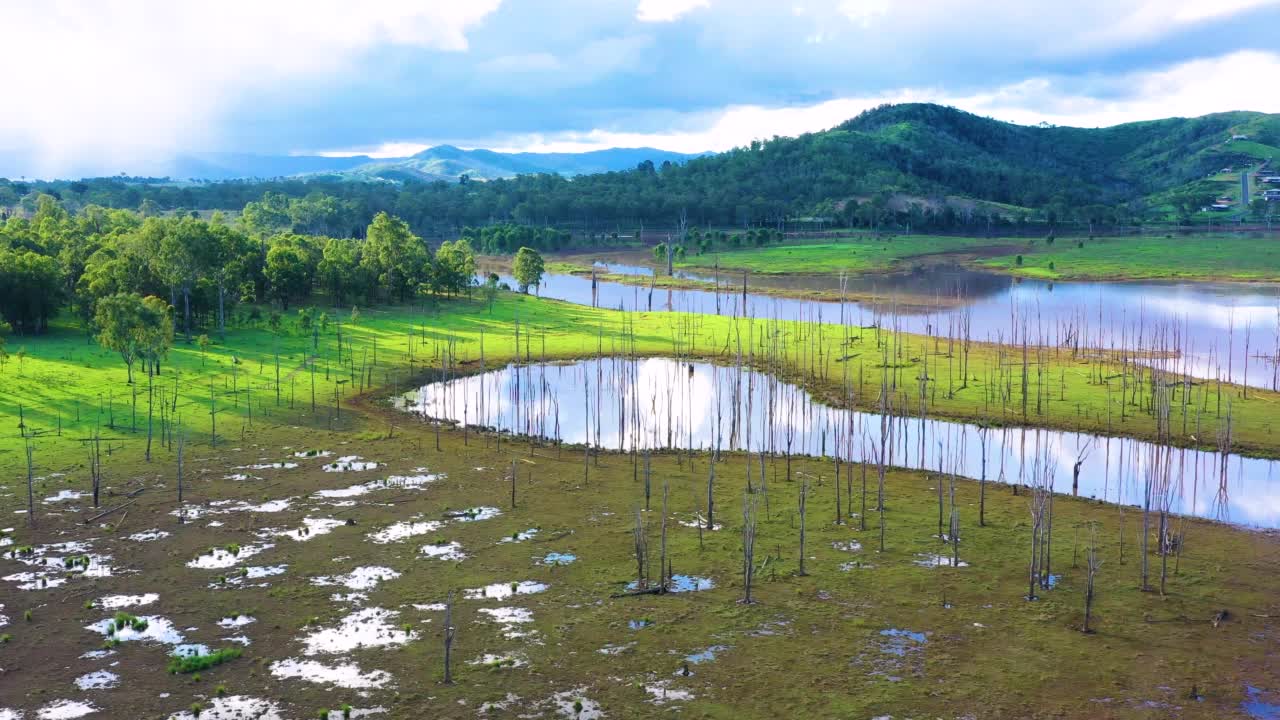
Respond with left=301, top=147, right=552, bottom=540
left=131, top=146, right=708, bottom=183
left=0, top=145, right=707, bottom=183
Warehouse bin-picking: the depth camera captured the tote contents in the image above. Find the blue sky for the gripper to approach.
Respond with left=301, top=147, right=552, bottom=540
left=5, top=0, right=1280, bottom=176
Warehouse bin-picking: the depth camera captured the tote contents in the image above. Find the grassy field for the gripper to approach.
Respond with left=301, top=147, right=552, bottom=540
left=1, top=291, right=1278, bottom=718
left=676, top=236, right=1015, bottom=275
left=1, top=390, right=1277, bottom=718
left=670, top=234, right=1280, bottom=283
left=980, top=234, right=1280, bottom=281
left=4, top=290, right=1279, bottom=481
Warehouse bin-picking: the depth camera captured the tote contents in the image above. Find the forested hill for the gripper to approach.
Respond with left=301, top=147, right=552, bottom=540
left=2, top=104, right=1277, bottom=233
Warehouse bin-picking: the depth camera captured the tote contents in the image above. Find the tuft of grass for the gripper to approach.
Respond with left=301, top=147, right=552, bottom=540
left=167, top=647, right=242, bottom=674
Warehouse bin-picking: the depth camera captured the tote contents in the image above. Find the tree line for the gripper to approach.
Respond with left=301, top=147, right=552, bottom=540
left=0, top=194, right=554, bottom=340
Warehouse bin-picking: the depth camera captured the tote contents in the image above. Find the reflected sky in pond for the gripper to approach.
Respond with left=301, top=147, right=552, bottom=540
left=402, top=358, right=1280, bottom=528
left=501, top=268, right=1280, bottom=389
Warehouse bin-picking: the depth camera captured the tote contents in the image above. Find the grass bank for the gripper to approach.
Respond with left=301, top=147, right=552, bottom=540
left=3, top=291, right=1278, bottom=482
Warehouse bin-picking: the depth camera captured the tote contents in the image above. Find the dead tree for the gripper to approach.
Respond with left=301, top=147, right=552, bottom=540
left=443, top=590, right=456, bottom=684
left=742, top=493, right=759, bottom=604
left=797, top=478, right=808, bottom=576
left=1083, top=523, right=1102, bottom=633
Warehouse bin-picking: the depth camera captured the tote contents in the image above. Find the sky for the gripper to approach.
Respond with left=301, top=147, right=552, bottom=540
left=3, top=0, right=1280, bottom=177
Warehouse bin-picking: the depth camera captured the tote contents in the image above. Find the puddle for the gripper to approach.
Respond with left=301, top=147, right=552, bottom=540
left=367, top=520, right=442, bottom=544
left=222, top=474, right=260, bottom=481
left=85, top=615, right=185, bottom=645
left=879, top=628, right=929, bottom=656
left=174, top=498, right=295, bottom=519
left=629, top=619, right=653, bottom=630
left=166, top=696, right=284, bottom=720
left=831, top=541, right=862, bottom=552
left=44, top=490, right=88, bottom=504
left=1245, top=685, right=1280, bottom=719
left=464, top=581, right=548, bottom=600
left=914, top=554, right=969, bottom=568
left=322, top=709, right=386, bottom=720
left=419, top=542, right=466, bottom=561
left=646, top=680, right=695, bottom=705
left=500, top=528, right=539, bottom=543
left=469, top=652, right=528, bottom=669
left=270, top=658, right=392, bottom=689
left=685, top=645, right=728, bottom=664
left=477, top=607, right=535, bottom=639
left=677, top=514, right=722, bottom=531
left=311, top=474, right=436, bottom=499
left=36, top=700, right=98, bottom=719
left=171, top=643, right=211, bottom=658
left=5, top=571, right=69, bottom=590
left=447, top=506, right=501, bottom=522
left=539, top=552, right=577, bottom=566
left=74, top=670, right=119, bottom=690
left=187, top=543, right=273, bottom=569
left=312, top=566, right=400, bottom=591
left=293, top=450, right=333, bottom=458
left=598, top=642, right=635, bottom=655
left=839, top=561, right=876, bottom=571
left=235, top=462, right=298, bottom=471
left=214, top=564, right=287, bottom=588
left=126, top=530, right=170, bottom=542
left=627, top=575, right=713, bottom=593
left=216, top=615, right=255, bottom=629
left=323, top=456, right=378, bottom=472
left=262, top=517, right=346, bottom=542
left=97, top=593, right=159, bottom=609
left=223, top=634, right=251, bottom=645
left=546, top=690, right=603, bottom=720
left=301, top=607, right=415, bottom=655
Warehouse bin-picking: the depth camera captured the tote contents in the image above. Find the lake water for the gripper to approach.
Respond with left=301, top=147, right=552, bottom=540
left=400, top=358, right=1280, bottom=528
left=505, top=266, right=1280, bottom=390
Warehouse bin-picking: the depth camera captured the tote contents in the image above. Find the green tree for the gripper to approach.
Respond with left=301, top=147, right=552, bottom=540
left=94, top=293, right=171, bottom=383
left=432, top=238, right=477, bottom=297
left=0, top=248, right=63, bottom=334
left=264, top=241, right=315, bottom=310
left=361, top=212, right=428, bottom=302
left=511, top=247, right=545, bottom=294
left=318, top=238, right=364, bottom=305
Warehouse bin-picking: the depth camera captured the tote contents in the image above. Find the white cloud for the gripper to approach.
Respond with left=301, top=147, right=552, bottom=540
left=0, top=0, right=501, bottom=175
left=635, top=0, right=709, bottom=22
left=472, top=50, right=1280, bottom=153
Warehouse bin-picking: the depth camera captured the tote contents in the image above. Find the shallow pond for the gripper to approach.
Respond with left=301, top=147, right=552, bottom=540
left=507, top=268, right=1280, bottom=389
left=403, top=357, right=1280, bottom=527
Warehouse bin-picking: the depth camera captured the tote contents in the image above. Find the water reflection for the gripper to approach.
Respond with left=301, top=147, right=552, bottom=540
left=501, top=268, right=1280, bottom=389
left=401, top=358, right=1280, bottom=528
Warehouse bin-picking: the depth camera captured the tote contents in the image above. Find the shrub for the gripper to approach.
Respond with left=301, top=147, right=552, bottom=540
left=167, top=647, right=242, bottom=674
left=1015, top=255, right=1023, bottom=266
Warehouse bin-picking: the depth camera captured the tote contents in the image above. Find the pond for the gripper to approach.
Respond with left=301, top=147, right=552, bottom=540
left=400, top=357, right=1280, bottom=528
left=501, top=268, right=1280, bottom=390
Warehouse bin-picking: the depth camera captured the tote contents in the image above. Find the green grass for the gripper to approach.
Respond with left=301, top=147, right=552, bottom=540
left=167, top=647, right=242, bottom=674
left=983, top=234, right=1280, bottom=281
left=677, top=235, right=1014, bottom=275
left=3, top=289, right=1279, bottom=486
left=670, top=233, right=1280, bottom=283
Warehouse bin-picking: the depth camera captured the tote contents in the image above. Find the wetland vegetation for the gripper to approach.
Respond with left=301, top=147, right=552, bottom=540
left=2, top=155, right=1280, bottom=720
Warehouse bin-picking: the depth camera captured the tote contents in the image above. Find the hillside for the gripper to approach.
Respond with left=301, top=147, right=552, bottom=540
left=4, top=104, right=1278, bottom=230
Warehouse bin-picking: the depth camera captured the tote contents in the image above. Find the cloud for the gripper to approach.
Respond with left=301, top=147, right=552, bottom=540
left=470, top=50, right=1280, bottom=153
left=0, top=0, right=501, bottom=176
left=5, top=0, right=1280, bottom=177
left=635, top=0, right=709, bottom=22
